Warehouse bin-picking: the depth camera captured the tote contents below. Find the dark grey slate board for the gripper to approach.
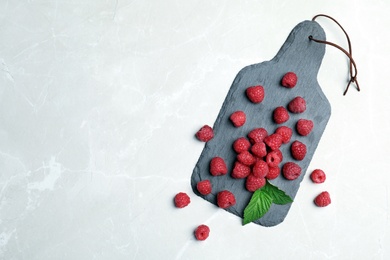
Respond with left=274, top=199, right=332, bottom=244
left=191, top=20, right=331, bottom=227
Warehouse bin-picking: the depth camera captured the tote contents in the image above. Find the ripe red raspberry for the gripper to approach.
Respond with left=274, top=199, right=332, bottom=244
left=291, top=140, right=307, bottom=161
left=174, top=192, right=191, bottom=208
left=195, top=125, right=214, bottom=142
left=233, top=137, right=251, bottom=153
left=217, top=190, right=236, bottom=208
left=275, top=126, right=293, bottom=144
left=266, top=166, right=280, bottom=180
left=252, top=160, right=269, bottom=178
left=230, top=111, right=246, bottom=127
left=246, top=85, right=265, bottom=103
left=314, top=191, right=331, bottom=207
left=264, top=133, right=283, bottom=151
left=237, top=151, right=255, bottom=166
left=296, top=119, right=314, bottom=136
left=209, top=157, right=228, bottom=176
left=282, top=162, right=302, bottom=180
left=310, top=169, right=326, bottom=183
left=273, top=106, right=290, bottom=124
left=196, top=180, right=212, bottom=195
left=266, top=150, right=282, bottom=167
left=194, top=224, right=210, bottom=241
left=273, top=149, right=283, bottom=161
left=251, top=142, right=267, bottom=158
left=281, top=72, right=298, bottom=88
left=246, top=175, right=266, bottom=192
left=288, top=96, right=306, bottom=113
left=247, top=128, right=268, bottom=144
left=231, top=161, right=251, bottom=179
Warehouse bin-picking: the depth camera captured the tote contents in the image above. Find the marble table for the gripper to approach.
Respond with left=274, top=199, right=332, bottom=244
left=1, top=1, right=389, bottom=259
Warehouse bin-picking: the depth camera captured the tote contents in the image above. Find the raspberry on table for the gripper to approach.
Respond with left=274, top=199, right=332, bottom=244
left=230, top=111, right=246, bottom=127
left=196, top=180, right=212, bottom=195
left=231, top=161, right=251, bottom=179
left=291, top=140, right=307, bottom=161
left=251, top=142, right=267, bottom=158
left=195, top=125, right=214, bottom=142
left=248, top=128, right=268, bottom=144
left=246, top=175, right=266, bottom=192
left=174, top=192, right=191, bottom=208
left=266, top=166, right=280, bottom=180
left=282, top=162, right=302, bottom=180
left=237, top=151, right=256, bottom=166
left=233, top=137, right=251, bottom=154
left=209, top=157, right=228, bottom=176
left=264, top=133, right=283, bottom=151
left=217, top=190, right=236, bottom=209
left=194, top=224, right=210, bottom=241
left=310, top=169, right=326, bottom=183
left=266, top=150, right=282, bottom=167
left=246, top=85, right=265, bottom=103
left=252, top=160, right=269, bottom=178
left=314, top=191, right=331, bottom=207
left=288, top=96, right=306, bottom=113
left=296, top=119, right=314, bottom=136
left=281, top=72, right=298, bottom=88
left=273, top=106, right=290, bottom=124
left=275, top=126, right=293, bottom=144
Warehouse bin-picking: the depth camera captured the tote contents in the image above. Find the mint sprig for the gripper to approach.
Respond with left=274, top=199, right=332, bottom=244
left=243, top=180, right=293, bottom=225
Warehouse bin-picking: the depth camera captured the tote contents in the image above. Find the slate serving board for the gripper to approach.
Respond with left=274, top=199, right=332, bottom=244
left=191, top=20, right=331, bottom=227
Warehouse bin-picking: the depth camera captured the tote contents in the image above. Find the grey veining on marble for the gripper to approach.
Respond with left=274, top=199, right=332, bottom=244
left=1, top=1, right=390, bottom=259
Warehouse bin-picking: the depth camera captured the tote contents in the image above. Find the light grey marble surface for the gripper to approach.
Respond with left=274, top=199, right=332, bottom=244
left=0, top=1, right=389, bottom=259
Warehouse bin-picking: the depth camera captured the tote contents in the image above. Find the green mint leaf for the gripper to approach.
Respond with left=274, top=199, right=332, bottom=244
left=263, top=181, right=293, bottom=205
left=243, top=188, right=273, bottom=225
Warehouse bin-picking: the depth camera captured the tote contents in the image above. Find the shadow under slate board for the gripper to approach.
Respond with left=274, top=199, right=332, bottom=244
left=191, top=20, right=331, bottom=227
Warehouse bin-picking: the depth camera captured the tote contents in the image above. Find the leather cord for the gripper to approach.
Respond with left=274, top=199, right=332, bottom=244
left=309, top=14, right=360, bottom=95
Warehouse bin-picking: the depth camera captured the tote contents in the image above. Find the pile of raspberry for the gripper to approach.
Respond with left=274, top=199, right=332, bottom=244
left=175, top=72, right=333, bottom=241
left=196, top=72, right=314, bottom=195
left=196, top=72, right=332, bottom=209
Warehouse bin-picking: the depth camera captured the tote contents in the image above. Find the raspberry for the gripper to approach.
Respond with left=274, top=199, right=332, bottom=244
left=291, top=140, right=307, bottom=161
left=247, top=128, right=268, bottom=144
left=237, top=151, right=255, bottom=166
left=217, top=190, right=236, bottom=208
left=233, top=137, right=251, bottom=153
left=230, top=110, right=246, bottom=127
left=288, top=96, right=306, bottom=113
left=266, top=166, right=280, bottom=180
left=252, top=160, right=269, bottom=178
left=314, top=191, right=331, bottom=207
left=296, top=119, right=314, bottom=136
left=231, top=161, right=251, bottom=179
left=246, top=85, right=265, bottom=103
left=273, top=149, right=283, bottom=161
left=209, top=157, right=228, bottom=176
left=310, top=169, right=326, bottom=183
left=194, top=224, right=210, bottom=241
left=273, top=106, right=290, bottom=124
left=281, top=72, right=298, bottom=88
left=174, top=192, right=191, bottom=208
left=275, top=126, right=293, bottom=144
left=251, top=142, right=267, bottom=158
left=246, top=175, right=266, bottom=192
left=264, top=133, right=283, bottom=151
left=266, top=150, right=282, bottom=167
left=196, top=180, right=212, bottom=195
left=282, top=162, right=302, bottom=180
left=196, top=125, right=214, bottom=142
